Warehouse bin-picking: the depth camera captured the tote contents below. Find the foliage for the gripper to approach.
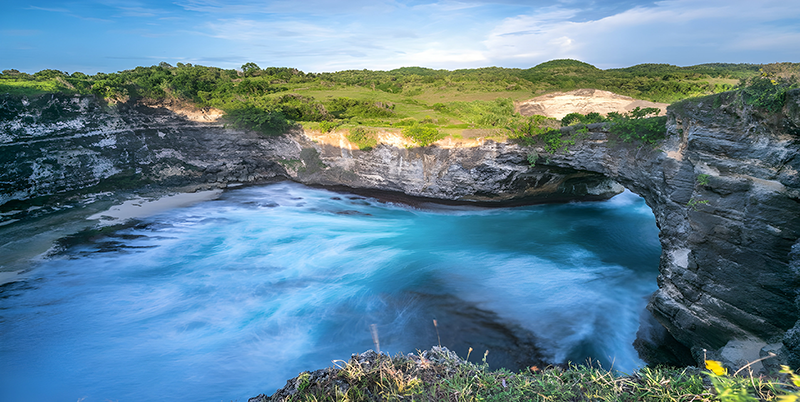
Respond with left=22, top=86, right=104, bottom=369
left=777, top=365, right=800, bottom=402
left=266, top=94, right=330, bottom=122
left=265, top=348, right=800, bottom=402
left=222, top=103, right=293, bottom=135
left=325, top=97, right=395, bottom=119
left=526, top=153, right=539, bottom=167
left=506, top=114, right=561, bottom=145
left=444, top=98, right=517, bottom=127
left=607, top=107, right=668, bottom=144
left=346, top=127, right=378, bottom=150
left=319, top=120, right=340, bottom=133
left=518, top=60, right=757, bottom=103
left=702, top=360, right=791, bottom=402
left=562, top=112, right=607, bottom=126
left=738, top=64, right=800, bottom=112
left=0, top=60, right=776, bottom=140
left=401, top=123, right=445, bottom=146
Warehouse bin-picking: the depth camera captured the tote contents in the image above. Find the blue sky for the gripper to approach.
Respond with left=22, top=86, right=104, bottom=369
left=2, top=0, right=799, bottom=74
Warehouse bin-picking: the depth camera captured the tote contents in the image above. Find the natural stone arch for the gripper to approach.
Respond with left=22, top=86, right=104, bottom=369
left=293, top=92, right=800, bottom=371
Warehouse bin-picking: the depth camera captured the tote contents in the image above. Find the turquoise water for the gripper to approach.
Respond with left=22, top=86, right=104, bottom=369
left=0, top=182, right=660, bottom=401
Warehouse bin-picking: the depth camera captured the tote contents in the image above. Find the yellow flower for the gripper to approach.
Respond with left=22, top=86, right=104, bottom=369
left=705, top=360, right=727, bottom=376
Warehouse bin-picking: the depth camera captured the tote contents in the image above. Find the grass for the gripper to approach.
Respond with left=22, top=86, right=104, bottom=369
left=253, top=347, right=799, bottom=402
left=0, top=79, right=73, bottom=96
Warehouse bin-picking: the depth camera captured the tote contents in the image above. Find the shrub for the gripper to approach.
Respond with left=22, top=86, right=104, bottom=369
left=319, top=120, right=340, bottom=133
left=739, top=63, right=800, bottom=112
left=506, top=114, right=561, bottom=146
left=401, top=123, right=445, bottom=146
left=741, top=76, right=791, bottom=113
left=346, top=126, right=378, bottom=150
left=223, top=103, right=292, bottom=135
left=326, top=97, right=395, bottom=119
left=608, top=107, right=667, bottom=144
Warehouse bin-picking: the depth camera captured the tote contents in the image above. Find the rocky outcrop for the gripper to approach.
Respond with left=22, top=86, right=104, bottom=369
left=290, top=91, right=800, bottom=371
left=0, top=94, right=293, bottom=210
left=1, top=90, right=798, bottom=372
left=540, top=91, right=800, bottom=371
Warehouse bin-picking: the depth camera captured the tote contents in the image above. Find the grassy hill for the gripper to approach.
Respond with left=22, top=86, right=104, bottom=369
left=2, top=60, right=796, bottom=146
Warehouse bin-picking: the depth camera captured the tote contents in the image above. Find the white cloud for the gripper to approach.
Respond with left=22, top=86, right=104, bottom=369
left=479, top=0, right=800, bottom=68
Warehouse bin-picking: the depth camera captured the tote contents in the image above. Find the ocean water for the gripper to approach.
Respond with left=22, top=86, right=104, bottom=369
left=0, top=182, right=661, bottom=402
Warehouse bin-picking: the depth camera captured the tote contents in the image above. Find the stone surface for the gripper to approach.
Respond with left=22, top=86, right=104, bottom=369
left=2, top=90, right=799, bottom=372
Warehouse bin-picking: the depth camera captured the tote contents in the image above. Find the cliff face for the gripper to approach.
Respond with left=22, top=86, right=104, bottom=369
left=540, top=92, right=800, bottom=370
left=0, top=94, right=293, bottom=207
left=2, top=91, right=798, bottom=371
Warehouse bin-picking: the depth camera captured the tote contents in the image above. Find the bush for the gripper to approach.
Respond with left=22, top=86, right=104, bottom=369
left=401, top=123, right=445, bottom=146
left=561, top=112, right=585, bottom=126
left=740, top=76, right=792, bottom=113
left=223, top=103, right=292, bottom=135
left=319, top=120, right=340, bottom=133
left=326, top=97, right=395, bottom=119
left=608, top=107, right=667, bottom=144
left=346, top=126, right=378, bottom=150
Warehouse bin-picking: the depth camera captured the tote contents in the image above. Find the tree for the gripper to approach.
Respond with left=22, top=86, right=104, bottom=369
left=241, top=62, right=261, bottom=77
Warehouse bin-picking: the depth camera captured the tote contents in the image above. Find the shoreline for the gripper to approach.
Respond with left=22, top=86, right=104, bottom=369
left=86, top=189, right=224, bottom=226
left=0, top=188, right=225, bottom=286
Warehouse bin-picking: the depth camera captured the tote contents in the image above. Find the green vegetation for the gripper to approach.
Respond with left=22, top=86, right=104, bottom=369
left=2, top=60, right=791, bottom=146
left=262, top=347, right=799, bottom=402
left=607, top=107, right=668, bottom=145
left=739, top=63, right=800, bottom=112
left=346, top=127, right=378, bottom=150
left=518, top=60, right=758, bottom=103
left=559, top=107, right=667, bottom=145
left=401, top=123, right=445, bottom=146
left=223, top=103, right=292, bottom=135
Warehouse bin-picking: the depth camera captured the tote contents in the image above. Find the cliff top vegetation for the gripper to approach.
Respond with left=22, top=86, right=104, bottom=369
left=1, top=60, right=796, bottom=147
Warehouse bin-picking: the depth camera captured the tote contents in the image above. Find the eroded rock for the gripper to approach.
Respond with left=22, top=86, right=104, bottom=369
left=2, top=90, right=798, bottom=372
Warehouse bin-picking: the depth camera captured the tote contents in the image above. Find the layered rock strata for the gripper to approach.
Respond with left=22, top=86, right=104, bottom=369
left=1, top=91, right=798, bottom=371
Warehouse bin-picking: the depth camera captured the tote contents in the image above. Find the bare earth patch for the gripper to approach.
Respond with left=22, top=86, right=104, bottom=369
left=516, top=88, right=669, bottom=119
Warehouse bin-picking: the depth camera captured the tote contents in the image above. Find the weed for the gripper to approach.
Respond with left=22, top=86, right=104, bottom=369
left=687, top=198, right=710, bottom=211
left=260, top=348, right=800, bottom=402
left=526, top=153, right=539, bottom=167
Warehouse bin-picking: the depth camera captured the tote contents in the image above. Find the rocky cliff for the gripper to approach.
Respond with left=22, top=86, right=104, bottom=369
left=1, top=90, right=798, bottom=371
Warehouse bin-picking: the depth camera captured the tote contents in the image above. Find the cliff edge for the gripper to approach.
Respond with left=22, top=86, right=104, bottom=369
left=1, top=90, right=798, bottom=371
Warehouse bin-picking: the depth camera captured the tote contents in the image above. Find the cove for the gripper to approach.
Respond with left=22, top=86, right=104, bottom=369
left=0, top=181, right=660, bottom=402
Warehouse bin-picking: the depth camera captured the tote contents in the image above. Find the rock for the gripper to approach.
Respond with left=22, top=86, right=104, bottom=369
left=2, top=90, right=799, bottom=372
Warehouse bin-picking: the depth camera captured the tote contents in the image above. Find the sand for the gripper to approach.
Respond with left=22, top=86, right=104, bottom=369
left=87, top=189, right=224, bottom=226
left=516, top=88, right=669, bottom=120
left=0, top=189, right=224, bottom=285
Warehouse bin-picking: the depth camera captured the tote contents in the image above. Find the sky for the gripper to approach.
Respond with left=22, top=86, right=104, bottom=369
left=2, top=0, right=799, bottom=75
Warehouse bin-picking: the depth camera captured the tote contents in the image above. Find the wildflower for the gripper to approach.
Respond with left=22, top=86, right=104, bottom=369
left=705, top=360, right=727, bottom=376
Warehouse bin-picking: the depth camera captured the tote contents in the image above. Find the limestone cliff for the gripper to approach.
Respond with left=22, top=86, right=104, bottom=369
left=1, top=90, right=798, bottom=371
left=540, top=91, right=800, bottom=371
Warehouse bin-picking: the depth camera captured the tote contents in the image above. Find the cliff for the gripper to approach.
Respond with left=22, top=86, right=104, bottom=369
left=1, top=90, right=798, bottom=371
